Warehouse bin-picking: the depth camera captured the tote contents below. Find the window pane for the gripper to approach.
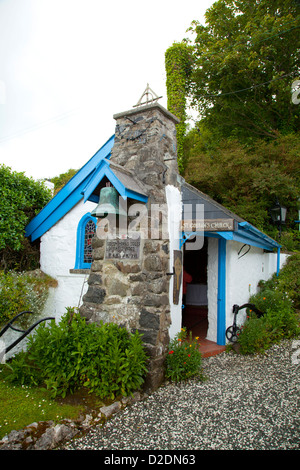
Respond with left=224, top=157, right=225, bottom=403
left=84, top=220, right=96, bottom=264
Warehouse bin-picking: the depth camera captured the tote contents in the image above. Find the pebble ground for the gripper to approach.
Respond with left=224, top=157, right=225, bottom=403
left=64, top=338, right=300, bottom=451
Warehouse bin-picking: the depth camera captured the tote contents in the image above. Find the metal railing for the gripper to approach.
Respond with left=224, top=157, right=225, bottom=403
left=0, top=311, right=55, bottom=355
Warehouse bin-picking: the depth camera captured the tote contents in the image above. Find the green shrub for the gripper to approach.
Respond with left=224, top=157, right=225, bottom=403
left=0, top=270, right=53, bottom=327
left=258, top=253, right=300, bottom=310
left=4, top=310, right=148, bottom=400
left=165, top=328, right=203, bottom=382
left=237, top=272, right=300, bottom=354
left=237, top=317, right=271, bottom=355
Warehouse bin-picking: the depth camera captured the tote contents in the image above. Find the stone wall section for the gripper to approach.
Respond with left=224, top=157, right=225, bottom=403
left=80, top=103, right=180, bottom=391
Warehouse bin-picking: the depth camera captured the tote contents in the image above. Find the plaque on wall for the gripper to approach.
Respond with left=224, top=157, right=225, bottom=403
left=181, top=218, right=235, bottom=232
left=105, top=236, right=141, bottom=260
left=173, top=250, right=183, bottom=305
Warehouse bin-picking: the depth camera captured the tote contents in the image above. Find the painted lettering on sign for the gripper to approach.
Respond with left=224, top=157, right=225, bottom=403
left=181, top=219, right=235, bottom=232
left=105, top=236, right=141, bottom=259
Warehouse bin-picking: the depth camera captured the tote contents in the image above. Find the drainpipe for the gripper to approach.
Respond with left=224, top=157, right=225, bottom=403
left=276, top=246, right=281, bottom=277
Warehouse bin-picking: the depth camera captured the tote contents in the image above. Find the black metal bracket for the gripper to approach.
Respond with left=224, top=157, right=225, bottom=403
left=166, top=267, right=175, bottom=276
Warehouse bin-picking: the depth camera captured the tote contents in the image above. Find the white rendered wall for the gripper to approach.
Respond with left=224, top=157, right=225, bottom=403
left=205, top=238, right=289, bottom=343
left=166, top=185, right=183, bottom=340
left=225, top=241, right=289, bottom=334
left=40, top=199, right=96, bottom=321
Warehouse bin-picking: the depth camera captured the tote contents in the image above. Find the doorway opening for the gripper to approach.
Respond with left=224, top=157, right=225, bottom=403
left=182, top=237, right=208, bottom=340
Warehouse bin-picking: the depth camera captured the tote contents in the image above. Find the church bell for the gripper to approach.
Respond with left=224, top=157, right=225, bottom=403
left=91, top=186, right=127, bottom=218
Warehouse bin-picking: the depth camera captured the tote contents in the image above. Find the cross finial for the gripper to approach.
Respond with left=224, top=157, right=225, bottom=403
left=133, top=83, right=162, bottom=108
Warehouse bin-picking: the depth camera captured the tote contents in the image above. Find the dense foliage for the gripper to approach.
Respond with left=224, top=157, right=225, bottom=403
left=165, top=42, right=193, bottom=173
left=183, top=133, right=300, bottom=242
left=50, top=168, right=78, bottom=194
left=0, top=165, right=51, bottom=271
left=5, top=310, right=148, bottom=400
left=187, top=0, right=300, bottom=141
left=165, top=0, right=300, bottom=246
left=236, top=253, right=300, bottom=354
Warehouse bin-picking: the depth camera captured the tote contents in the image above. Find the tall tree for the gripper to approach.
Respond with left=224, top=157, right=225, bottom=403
left=187, top=0, right=300, bottom=140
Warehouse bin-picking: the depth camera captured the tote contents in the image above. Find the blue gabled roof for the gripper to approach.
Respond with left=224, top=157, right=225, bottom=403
left=25, top=135, right=148, bottom=241
left=25, top=135, right=149, bottom=242
left=25, top=135, right=115, bottom=241
left=26, top=134, right=150, bottom=242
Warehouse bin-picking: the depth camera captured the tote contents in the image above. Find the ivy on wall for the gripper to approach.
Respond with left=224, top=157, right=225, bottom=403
left=165, top=41, right=193, bottom=174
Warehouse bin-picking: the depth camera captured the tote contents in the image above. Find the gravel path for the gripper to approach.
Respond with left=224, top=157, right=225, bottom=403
left=64, top=338, right=300, bottom=451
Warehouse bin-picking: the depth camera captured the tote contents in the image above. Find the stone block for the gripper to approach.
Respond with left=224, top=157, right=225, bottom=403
left=116, top=261, right=141, bottom=274
left=144, top=254, right=166, bottom=272
left=107, top=278, right=129, bottom=297
left=143, top=293, right=169, bottom=307
left=87, top=273, right=102, bottom=285
left=82, top=286, right=106, bottom=304
left=138, top=329, right=158, bottom=346
left=93, top=247, right=105, bottom=260
left=92, top=236, right=105, bottom=249
left=140, top=308, right=160, bottom=330
left=91, top=260, right=103, bottom=272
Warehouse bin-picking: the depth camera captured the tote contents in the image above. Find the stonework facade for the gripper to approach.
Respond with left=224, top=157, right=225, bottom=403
left=79, top=103, right=181, bottom=391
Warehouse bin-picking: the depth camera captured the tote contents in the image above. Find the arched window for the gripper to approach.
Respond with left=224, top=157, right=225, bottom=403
left=74, top=213, right=97, bottom=269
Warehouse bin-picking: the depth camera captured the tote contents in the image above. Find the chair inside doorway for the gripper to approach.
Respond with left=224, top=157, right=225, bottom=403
left=182, top=238, right=208, bottom=340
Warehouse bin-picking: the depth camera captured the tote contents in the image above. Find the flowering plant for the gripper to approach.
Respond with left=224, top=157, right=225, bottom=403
left=165, top=328, right=203, bottom=382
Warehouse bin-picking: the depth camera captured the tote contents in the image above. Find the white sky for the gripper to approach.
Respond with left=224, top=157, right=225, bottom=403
left=0, top=0, right=214, bottom=180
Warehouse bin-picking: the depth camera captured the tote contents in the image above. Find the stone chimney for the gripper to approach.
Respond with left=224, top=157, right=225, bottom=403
left=80, top=100, right=180, bottom=391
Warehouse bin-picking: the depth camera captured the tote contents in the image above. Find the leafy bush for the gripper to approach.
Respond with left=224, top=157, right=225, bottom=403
left=0, top=270, right=54, bottom=327
left=0, top=165, right=52, bottom=271
left=5, top=310, right=148, bottom=400
left=165, top=328, right=203, bottom=382
left=238, top=294, right=299, bottom=355
left=237, top=258, right=300, bottom=355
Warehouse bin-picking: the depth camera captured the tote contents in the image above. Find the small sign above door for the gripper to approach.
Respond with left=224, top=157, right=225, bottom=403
left=182, top=218, right=235, bottom=232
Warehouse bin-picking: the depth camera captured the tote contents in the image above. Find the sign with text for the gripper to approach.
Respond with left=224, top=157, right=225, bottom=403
left=182, top=218, right=235, bottom=232
left=173, top=250, right=183, bottom=305
left=105, top=236, right=141, bottom=260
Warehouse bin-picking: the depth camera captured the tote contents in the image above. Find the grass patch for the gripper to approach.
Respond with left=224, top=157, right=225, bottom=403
left=0, top=367, right=85, bottom=440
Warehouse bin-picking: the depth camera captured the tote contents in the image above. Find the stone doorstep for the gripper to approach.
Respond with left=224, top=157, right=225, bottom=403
left=0, top=392, right=145, bottom=451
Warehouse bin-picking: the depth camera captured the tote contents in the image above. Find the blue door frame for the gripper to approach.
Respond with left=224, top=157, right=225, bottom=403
left=217, top=238, right=226, bottom=345
left=181, top=232, right=227, bottom=346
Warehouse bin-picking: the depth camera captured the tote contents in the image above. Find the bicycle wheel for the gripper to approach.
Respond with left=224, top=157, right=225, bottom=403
left=226, top=325, right=241, bottom=343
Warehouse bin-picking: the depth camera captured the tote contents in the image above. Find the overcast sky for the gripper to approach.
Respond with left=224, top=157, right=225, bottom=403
left=0, top=0, right=215, bottom=180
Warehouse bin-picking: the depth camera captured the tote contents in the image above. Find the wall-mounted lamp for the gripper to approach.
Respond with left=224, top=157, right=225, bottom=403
left=270, top=199, right=287, bottom=237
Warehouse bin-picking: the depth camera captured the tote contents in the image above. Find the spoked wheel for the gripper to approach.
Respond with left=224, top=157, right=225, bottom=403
left=226, top=325, right=241, bottom=343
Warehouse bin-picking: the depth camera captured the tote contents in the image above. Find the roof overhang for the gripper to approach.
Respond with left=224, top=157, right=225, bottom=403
left=25, top=135, right=148, bottom=242
left=181, top=182, right=280, bottom=252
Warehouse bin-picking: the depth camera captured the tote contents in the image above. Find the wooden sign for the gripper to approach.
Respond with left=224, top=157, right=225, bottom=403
left=181, top=218, right=235, bottom=232
left=105, top=236, right=141, bottom=260
left=173, top=250, right=182, bottom=305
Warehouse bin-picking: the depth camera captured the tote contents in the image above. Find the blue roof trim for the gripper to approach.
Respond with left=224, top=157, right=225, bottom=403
left=182, top=222, right=280, bottom=252
left=237, top=222, right=280, bottom=250
left=25, top=135, right=115, bottom=241
left=212, top=223, right=280, bottom=251
left=25, top=133, right=148, bottom=242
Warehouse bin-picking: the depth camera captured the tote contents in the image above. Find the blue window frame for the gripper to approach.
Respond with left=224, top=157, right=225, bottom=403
left=74, top=213, right=97, bottom=269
